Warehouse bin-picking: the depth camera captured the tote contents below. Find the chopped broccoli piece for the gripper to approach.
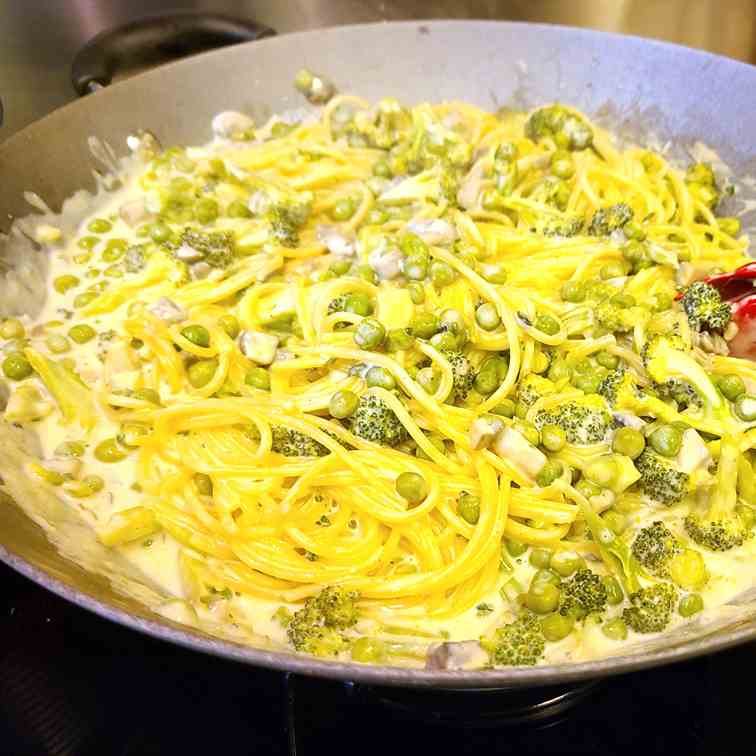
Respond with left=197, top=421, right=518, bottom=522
left=177, top=229, right=236, bottom=268
left=635, top=449, right=690, bottom=506
left=594, top=300, right=639, bottom=333
left=268, top=205, right=305, bottom=248
left=287, top=587, right=360, bottom=656
left=524, top=105, right=593, bottom=151
left=348, top=394, right=407, bottom=447
left=623, top=583, right=677, bottom=633
left=559, top=568, right=608, bottom=617
left=123, top=245, right=147, bottom=273
left=271, top=426, right=329, bottom=457
left=587, top=203, right=634, bottom=236
left=542, top=215, right=585, bottom=237
left=534, top=397, right=612, bottom=445
left=351, top=97, right=412, bottom=149
left=680, top=281, right=732, bottom=333
left=685, top=162, right=720, bottom=210
left=516, top=374, right=556, bottom=410
left=631, top=521, right=682, bottom=577
left=684, top=435, right=750, bottom=551
left=483, top=613, right=546, bottom=667
left=442, top=350, right=474, bottom=402
left=247, top=178, right=313, bottom=248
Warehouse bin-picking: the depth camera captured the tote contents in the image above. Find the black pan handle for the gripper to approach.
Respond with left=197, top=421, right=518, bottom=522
left=71, top=12, right=274, bottom=96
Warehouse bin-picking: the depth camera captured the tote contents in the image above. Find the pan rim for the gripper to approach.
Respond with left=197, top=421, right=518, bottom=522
left=2, top=18, right=756, bottom=687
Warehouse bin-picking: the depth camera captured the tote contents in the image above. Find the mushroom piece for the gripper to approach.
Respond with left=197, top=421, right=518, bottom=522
left=469, top=416, right=504, bottom=450
left=675, top=429, right=711, bottom=474
left=492, top=427, right=547, bottom=479
left=426, top=640, right=489, bottom=671
left=238, top=330, right=279, bottom=366
left=211, top=111, right=255, bottom=139
left=316, top=225, right=356, bottom=257
left=119, top=198, right=153, bottom=228
left=368, top=245, right=403, bottom=281
left=405, top=218, right=458, bottom=245
left=146, top=297, right=187, bottom=324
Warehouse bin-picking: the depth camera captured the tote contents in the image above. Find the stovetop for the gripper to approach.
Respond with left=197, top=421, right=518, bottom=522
left=1, top=560, right=753, bottom=756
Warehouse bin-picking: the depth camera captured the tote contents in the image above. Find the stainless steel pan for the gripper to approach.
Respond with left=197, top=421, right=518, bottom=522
left=1, top=20, right=756, bottom=689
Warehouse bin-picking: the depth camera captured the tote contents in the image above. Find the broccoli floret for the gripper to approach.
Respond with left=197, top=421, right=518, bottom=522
left=483, top=613, right=545, bottom=667
left=635, top=449, right=690, bottom=506
left=348, top=394, right=407, bottom=447
left=680, top=281, right=732, bottom=333
left=594, top=300, right=637, bottom=333
left=559, top=568, right=608, bottom=618
left=631, top=521, right=683, bottom=577
left=653, top=378, right=703, bottom=412
left=442, top=350, right=475, bottom=402
left=351, top=97, right=412, bottom=149
left=542, top=215, right=585, bottom=237
left=178, top=229, right=236, bottom=268
left=267, top=205, right=304, bottom=248
left=271, top=426, right=329, bottom=457
left=622, top=583, right=677, bottom=633
left=123, top=245, right=147, bottom=273
left=287, top=587, right=360, bottom=656
left=684, top=435, right=750, bottom=551
left=516, top=374, right=556, bottom=410
left=524, top=105, right=593, bottom=151
left=248, top=178, right=312, bottom=248
left=587, top=203, right=634, bottom=236
left=534, top=397, right=612, bottom=445
left=685, top=162, right=720, bottom=210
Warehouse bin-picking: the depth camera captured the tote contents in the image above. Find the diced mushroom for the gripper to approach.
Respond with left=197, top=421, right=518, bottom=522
left=368, top=245, right=403, bottom=280
left=211, top=111, right=255, bottom=139
left=316, top=225, right=356, bottom=257
left=189, top=262, right=213, bottom=280
left=405, top=218, right=458, bottom=245
left=469, top=416, right=504, bottom=450
left=457, top=161, right=486, bottom=210
left=675, top=429, right=711, bottom=474
left=247, top=190, right=270, bottom=216
left=239, top=330, right=279, bottom=366
left=35, top=224, right=62, bottom=244
left=492, top=427, right=547, bottom=478
left=426, top=640, right=488, bottom=671
left=612, top=412, right=645, bottom=430
left=146, top=297, right=187, bottom=324
left=119, top=198, right=153, bottom=228
left=175, top=242, right=205, bottom=263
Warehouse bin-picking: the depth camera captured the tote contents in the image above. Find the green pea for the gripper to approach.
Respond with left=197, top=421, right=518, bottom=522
left=669, top=549, right=708, bottom=590
left=505, top=538, right=528, bottom=557
left=410, top=312, right=439, bottom=339
left=181, top=324, right=211, bottom=348
left=734, top=394, right=756, bottom=421
left=515, top=401, right=529, bottom=420
left=2, top=353, right=33, bottom=380
left=549, top=551, right=584, bottom=577
left=718, top=374, right=746, bottom=401
left=194, top=472, right=213, bottom=496
left=386, top=328, right=414, bottom=352
left=94, top=438, right=129, bottom=463
left=551, top=150, right=575, bottom=180
left=407, top=282, right=426, bottom=305
left=479, top=263, right=508, bottom=284
left=194, top=198, right=219, bottom=224
left=77, top=235, right=100, bottom=250
left=344, top=293, right=373, bottom=316
left=88, top=218, right=112, bottom=234
left=225, top=200, right=252, bottom=219
left=0, top=319, right=25, bottom=340
left=330, top=259, right=352, bottom=276
left=329, top=389, right=359, bottom=419
left=602, top=576, right=624, bottom=605
left=403, top=257, right=428, bottom=281
left=612, top=427, right=645, bottom=459
left=330, top=198, right=356, bottom=222
left=430, top=260, right=456, bottom=288
left=351, top=637, right=386, bottom=663
left=540, top=424, right=566, bottom=452
left=602, top=618, right=628, bottom=641
left=187, top=359, right=218, bottom=388
left=399, top=233, right=429, bottom=259
left=560, top=280, right=586, bottom=303
left=491, top=399, right=516, bottom=418
left=102, top=241, right=127, bottom=264
left=54, top=275, right=80, bottom=294
left=596, top=351, right=619, bottom=370
left=218, top=315, right=240, bottom=339
left=372, top=160, right=392, bottom=178
left=516, top=422, right=541, bottom=447
left=717, top=217, right=740, bottom=236
left=149, top=222, right=171, bottom=243
left=474, top=365, right=500, bottom=395
left=572, top=372, right=603, bottom=394
left=55, top=441, right=86, bottom=457
left=649, top=424, right=683, bottom=457
left=547, top=360, right=571, bottom=383
left=529, top=548, right=553, bottom=569
left=610, top=293, right=636, bottom=309
left=82, top=475, right=105, bottom=494
left=429, top=331, right=458, bottom=351
left=576, top=478, right=601, bottom=500
left=366, top=366, right=396, bottom=390
left=245, top=367, right=270, bottom=390
left=354, top=318, right=386, bottom=350
left=474, top=302, right=500, bottom=331
left=679, top=593, right=704, bottom=618
left=457, top=492, right=480, bottom=525
left=541, top=612, right=575, bottom=641
left=525, top=581, right=561, bottom=614
left=395, top=471, right=428, bottom=505
left=602, top=510, right=627, bottom=535
left=416, top=367, right=440, bottom=394
left=585, top=457, right=618, bottom=487
left=536, top=460, right=563, bottom=487
left=365, top=208, right=388, bottom=225
left=46, top=334, right=70, bottom=354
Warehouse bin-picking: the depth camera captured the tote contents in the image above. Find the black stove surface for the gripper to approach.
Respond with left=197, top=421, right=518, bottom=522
left=0, top=561, right=752, bottom=756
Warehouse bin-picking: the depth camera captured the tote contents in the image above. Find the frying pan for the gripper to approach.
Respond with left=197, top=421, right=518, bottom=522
left=1, top=19, right=756, bottom=689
